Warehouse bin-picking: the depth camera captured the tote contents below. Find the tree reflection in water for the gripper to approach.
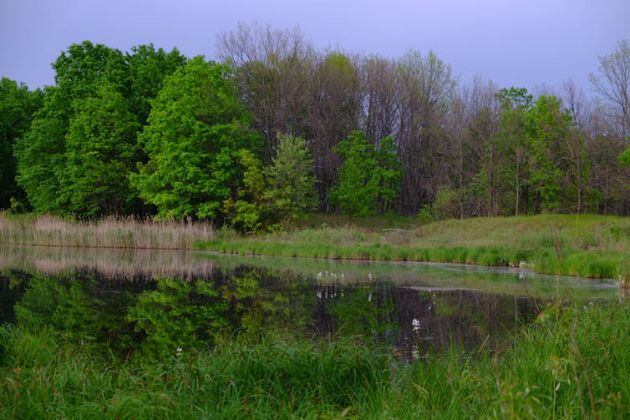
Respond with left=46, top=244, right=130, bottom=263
left=1, top=264, right=560, bottom=361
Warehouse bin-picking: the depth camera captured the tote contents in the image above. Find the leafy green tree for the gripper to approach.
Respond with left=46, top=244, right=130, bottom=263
left=53, top=41, right=128, bottom=113
left=223, top=134, right=317, bottom=231
left=0, top=78, right=42, bottom=209
left=14, top=88, right=69, bottom=213
left=65, top=82, right=141, bottom=217
left=264, top=133, right=317, bottom=221
left=125, top=44, right=187, bottom=124
left=525, top=96, right=567, bottom=211
left=330, top=131, right=401, bottom=216
left=16, top=42, right=130, bottom=214
left=222, top=149, right=266, bottom=231
left=621, top=145, right=630, bottom=166
left=374, top=136, right=401, bottom=214
left=132, top=57, right=261, bottom=220
left=495, top=87, right=533, bottom=215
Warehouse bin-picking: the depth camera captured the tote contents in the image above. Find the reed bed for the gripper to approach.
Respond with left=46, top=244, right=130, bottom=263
left=0, top=214, right=215, bottom=250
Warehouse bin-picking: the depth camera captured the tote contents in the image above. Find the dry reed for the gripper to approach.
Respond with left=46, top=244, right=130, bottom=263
left=0, top=214, right=215, bottom=250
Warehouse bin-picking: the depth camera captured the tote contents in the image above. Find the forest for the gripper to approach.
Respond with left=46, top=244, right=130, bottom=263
left=1, top=23, right=629, bottom=230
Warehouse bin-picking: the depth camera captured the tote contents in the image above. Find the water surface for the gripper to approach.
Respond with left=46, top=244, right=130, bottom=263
left=0, top=245, right=618, bottom=360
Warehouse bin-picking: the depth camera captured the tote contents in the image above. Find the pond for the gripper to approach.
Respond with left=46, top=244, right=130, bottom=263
left=0, top=245, right=618, bottom=360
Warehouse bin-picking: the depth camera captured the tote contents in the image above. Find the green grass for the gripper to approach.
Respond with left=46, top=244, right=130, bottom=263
left=1, top=303, right=628, bottom=418
left=200, top=214, right=630, bottom=280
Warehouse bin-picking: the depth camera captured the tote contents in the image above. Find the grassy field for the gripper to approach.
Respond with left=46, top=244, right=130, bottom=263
left=201, top=214, right=630, bottom=280
left=1, top=302, right=627, bottom=418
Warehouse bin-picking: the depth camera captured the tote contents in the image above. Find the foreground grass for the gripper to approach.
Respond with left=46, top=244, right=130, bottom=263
left=1, top=303, right=628, bottom=418
left=201, top=214, right=630, bottom=280
left=0, top=213, right=215, bottom=250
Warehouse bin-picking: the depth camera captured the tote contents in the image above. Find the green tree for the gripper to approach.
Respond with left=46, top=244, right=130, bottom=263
left=222, top=149, right=266, bottom=231
left=374, top=136, right=400, bottom=214
left=132, top=57, right=261, bottom=220
left=125, top=44, right=187, bottom=124
left=14, top=88, right=68, bottom=213
left=330, top=131, right=401, bottom=216
left=495, top=87, right=533, bottom=215
left=65, top=82, right=141, bottom=217
left=223, top=134, right=317, bottom=231
left=525, top=96, right=567, bottom=211
left=264, top=133, right=317, bottom=221
left=15, top=42, right=130, bottom=214
left=621, top=145, right=630, bottom=166
left=0, top=78, right=42, bottom=209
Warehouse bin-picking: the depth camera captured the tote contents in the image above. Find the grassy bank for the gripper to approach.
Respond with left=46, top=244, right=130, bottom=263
left=0, top=214, right=214, bottom=250
left=201, top=214, right=630, bottom=280
left=1, top=303, right=627, bottom=418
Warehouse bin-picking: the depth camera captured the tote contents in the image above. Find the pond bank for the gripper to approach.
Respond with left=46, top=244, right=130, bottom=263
left=199, top=214, right=629, bottom=281
left=1, top=213, right=627, bottom=281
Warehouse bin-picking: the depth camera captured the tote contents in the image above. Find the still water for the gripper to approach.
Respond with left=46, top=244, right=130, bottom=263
left=0, top=245, right=618, bottom=360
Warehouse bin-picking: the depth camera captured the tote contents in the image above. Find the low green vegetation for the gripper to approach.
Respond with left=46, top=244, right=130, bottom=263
left=1, top=302, right=627, bottom=418
left=201, top=214, right=630, bottom=280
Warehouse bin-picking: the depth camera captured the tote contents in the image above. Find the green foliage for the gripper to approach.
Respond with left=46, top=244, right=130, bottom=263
left=264, top=133, right=317, bottom=220
left=53, top=41, right=128, bottom=105
left=14, top=41, right=184, bottom=217
left=620, top=144, right=630, bottom=166
left=15, top=89, right=69, bottom=213
left=416, top=205, right=435, bottom=224
left=433, top=186, right=459, bottom=219
left=0, top=78, right=42, bottom=209
left=1, top=301, right=627, bottom=418
left=132, top=57, right=261, bottom=220
left=224, top=133, right=317, bottom=231
left=330, top=131, right=401, bottom=216
left=65, top=83, right=141, bottom=217
left=125, top=44, right=187, bottom=124
left=223, top=149, right=266, bottom=231
left=526, top=96, right=572, bottom=212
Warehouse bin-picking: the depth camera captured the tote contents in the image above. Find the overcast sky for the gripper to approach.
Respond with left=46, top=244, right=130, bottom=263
left=1, top=0, right=629, bottom=91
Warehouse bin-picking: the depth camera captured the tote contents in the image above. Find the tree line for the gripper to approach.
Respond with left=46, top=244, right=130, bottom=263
left=1, top=23, right=628, bottom=228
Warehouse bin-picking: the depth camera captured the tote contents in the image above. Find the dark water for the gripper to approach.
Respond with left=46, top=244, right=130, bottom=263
left=0, top=245, right=618, bottom=360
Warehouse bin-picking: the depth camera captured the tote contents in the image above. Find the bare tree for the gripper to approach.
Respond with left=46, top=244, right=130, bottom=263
left=395, top=50, right=455, bottom=213
left=309, top=51, right=362, bottom=208
left=217, top=22, right=315, bottom=159
left=589, top=40, right=630, bottom=138
left=360, top=56, right=399, bottom=143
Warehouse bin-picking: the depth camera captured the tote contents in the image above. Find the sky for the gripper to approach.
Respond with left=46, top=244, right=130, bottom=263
left=1, top=0, right=629, bottom=92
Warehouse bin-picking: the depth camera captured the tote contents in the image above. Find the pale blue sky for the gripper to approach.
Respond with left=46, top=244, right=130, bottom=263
left=1, top=0, right=629, bottom=91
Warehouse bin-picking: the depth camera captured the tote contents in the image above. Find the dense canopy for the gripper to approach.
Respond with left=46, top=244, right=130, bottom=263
left=1, top=27, right=628, bottom=227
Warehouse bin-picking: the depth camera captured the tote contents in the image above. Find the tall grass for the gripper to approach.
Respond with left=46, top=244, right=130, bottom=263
left=0, top=214, right=215, bottom=250
left=201, top=214, right=630, bottom=280
left=1, top=303, right=627, bottom=418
